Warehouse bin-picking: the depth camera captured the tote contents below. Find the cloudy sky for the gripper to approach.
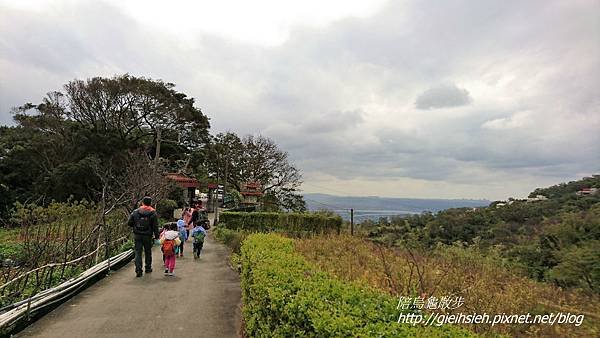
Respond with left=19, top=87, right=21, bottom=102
left=1, top=0, right=598, bottom=200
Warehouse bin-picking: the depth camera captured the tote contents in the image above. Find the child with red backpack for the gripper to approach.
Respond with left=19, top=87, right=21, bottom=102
left=160, top=223, right=181, bottom=276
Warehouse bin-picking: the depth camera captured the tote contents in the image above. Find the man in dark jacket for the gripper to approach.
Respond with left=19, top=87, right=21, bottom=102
left=128, top=196, right=160, bottom=277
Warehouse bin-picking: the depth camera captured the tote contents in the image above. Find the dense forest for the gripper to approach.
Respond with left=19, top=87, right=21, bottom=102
left=367, top=175, right=600, bottom=293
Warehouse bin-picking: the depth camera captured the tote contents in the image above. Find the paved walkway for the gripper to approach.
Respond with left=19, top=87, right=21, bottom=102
left=17, top=234, right=242, bottom=338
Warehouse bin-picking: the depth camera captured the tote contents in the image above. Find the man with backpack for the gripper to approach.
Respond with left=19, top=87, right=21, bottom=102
left=128, top=196, right=160, bottom=277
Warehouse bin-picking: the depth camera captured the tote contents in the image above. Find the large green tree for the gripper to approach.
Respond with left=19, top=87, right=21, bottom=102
left=0, top=75, right=210, bottom=222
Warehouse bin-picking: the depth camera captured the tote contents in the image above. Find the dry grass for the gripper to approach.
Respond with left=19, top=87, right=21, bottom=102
left=295, top=234, right=600, bottom=337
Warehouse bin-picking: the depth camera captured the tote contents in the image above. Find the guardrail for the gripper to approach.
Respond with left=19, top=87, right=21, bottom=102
left=0, top=249, right=133, bottom=333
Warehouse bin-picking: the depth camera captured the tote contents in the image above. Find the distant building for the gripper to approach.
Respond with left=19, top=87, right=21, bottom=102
left=165, top=173, right=200, bottom=206
left=576, top=188, right=599, bottom=196
left=527, top=195, right=548, bottom=202
left=240, top=182, right=263, bottom=206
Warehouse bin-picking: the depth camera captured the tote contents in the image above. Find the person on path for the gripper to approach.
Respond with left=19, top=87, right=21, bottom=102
left=176, top=219, right=188, bottom=256
left=197, top=202, right=208, bottom=222
left=187, top=206, right=200, bottom=236
left=191, top=220, right=208, bottom=258
left=182, top=207, right=192, bottom=233
left=160, top=223, right=181, bottom=276
left=160, top=222, right=176, bottom=262
left=127, top=196, right=160, bottom=277
left=160, top=228, right=167, bottom=264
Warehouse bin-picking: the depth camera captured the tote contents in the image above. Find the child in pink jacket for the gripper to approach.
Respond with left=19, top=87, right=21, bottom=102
left=160, top=223, right=181, bottom=276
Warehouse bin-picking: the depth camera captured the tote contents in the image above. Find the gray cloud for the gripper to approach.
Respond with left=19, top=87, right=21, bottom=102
left=415, top=84, right=472, bottom=110
left=0, top=0, right=598, bottom=199
left=299, top=110, right=364, bottom=134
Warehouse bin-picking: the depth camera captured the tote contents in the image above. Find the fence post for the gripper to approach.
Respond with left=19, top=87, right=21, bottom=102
left=95, top=225, right=102, bottom=265
left=105, top=224, right=111, bottom=274
left=350, top=208, right=354, bottom=235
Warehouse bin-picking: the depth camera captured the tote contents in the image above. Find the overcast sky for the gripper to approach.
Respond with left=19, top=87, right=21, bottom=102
left=1, top=0, right=598, bottom=200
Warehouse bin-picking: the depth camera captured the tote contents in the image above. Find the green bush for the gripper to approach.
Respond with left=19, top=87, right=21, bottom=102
left=240, top=233, right=474, bottom=337
left=0, top=228, right=23, bottom=261
left=0, top=243, right=25, bottom=263
left=221, top=212, right=342, bottom=235
left=157, top=199, right=178, bottom=219
left=546, top=240, right=600, bottom=292
left=212, top=227, right=248, bottom=253
left=119, top=239, right=134, bottom=252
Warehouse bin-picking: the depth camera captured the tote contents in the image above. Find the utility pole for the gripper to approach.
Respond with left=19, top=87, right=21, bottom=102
left=214, top=154, right=220, bottom=225
left=350, top=208, right=354, bottom=235
left=223, top=154, right=228, bottom=207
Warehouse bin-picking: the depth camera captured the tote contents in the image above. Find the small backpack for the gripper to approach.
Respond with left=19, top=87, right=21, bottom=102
left=162, top=239, right=175, bottom=256
left=193, top=230, right=206, bottom=243
left=135, top=212, right=151, bottom=232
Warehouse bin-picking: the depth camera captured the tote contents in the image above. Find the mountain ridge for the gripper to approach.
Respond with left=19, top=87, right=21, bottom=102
left=303, top=192, right=490, bottom=215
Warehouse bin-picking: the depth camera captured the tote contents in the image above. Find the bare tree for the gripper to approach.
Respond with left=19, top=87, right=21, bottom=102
left=92, top=150, right=176, bottom=215
left=203, top=133, right=304, bottom=210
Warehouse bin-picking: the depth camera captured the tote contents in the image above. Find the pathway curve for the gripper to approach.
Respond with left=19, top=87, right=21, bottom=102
left=17, top=233, right=242, bottom=338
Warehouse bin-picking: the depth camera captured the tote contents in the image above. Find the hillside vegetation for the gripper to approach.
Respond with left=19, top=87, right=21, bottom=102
left=295, top=235, right=599, bottom=337
left=368, top=175, right=600, bottom=293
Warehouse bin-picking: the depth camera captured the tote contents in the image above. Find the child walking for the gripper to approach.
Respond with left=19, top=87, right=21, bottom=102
left=177, top=218, right=188, bottom=257
left=160, top=223, right=181, bottom=276
left=159, top=223, right=170, bottom=264
left=191, top=220, right=208, bottom=258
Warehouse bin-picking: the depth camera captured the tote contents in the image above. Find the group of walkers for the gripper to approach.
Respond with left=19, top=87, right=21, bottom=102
left=127, top=197, right=209, bottom=278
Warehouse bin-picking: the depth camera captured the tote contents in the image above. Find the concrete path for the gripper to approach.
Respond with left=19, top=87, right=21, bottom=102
left=17, top=234, right=242, bottom=338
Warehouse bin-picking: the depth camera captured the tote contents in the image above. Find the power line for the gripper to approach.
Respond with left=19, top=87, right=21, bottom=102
left=302, top=197, right=349, bottom=211
left=301, top=182, right=356, bottom=197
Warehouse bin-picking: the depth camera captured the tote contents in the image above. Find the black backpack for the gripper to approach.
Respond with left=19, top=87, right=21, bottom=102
left=135, top=211, right=151, bottom=232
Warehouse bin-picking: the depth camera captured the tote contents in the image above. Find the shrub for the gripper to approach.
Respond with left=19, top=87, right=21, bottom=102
left=212, top=227, right=248, bottom=253
left=157, top=199, right=178, bottom=219
left=0, top=228, right=23, bottom=262
left=1, top=201, right=129, bottom=306
left=547, top=240, right=600, bottom=293
left=221, top=212, right=342, bottom=235
left=240, top=233, right=473, bottom=337
left=119, top=239, right=134, bottom=252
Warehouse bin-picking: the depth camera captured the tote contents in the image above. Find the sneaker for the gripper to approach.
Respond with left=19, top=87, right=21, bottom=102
left=136, top=272, right=142, bottom=278
left=164, top=269, right=169, bottom=275
left=145, top=268, right=152, bottom=273
left=168, top=272, right=174, bottom=276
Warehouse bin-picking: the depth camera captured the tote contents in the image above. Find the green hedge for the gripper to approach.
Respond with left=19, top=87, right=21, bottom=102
left=240, top=233, right=475, bottom=337
left=220, top=212, right=342, bottom=234
left=212, top=227, right=248, bottom=253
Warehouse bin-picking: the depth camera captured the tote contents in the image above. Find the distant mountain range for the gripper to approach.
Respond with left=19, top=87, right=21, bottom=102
left=303, top=193, right=490, bottom=221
